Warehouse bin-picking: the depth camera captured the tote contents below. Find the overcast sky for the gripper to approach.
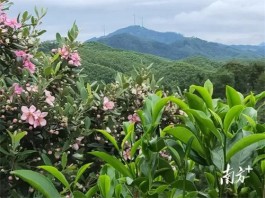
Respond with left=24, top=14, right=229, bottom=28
left=7, top=0, right=265, bottom=45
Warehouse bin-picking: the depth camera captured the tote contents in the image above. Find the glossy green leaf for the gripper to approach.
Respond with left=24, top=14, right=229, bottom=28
left=85, top=186, right=98, bottom=198
left=38, top=166, right=70, bottom=189
left=190, top=85, right=213, bottom=110
left=115, top=184, right=122, bottom=198
left=223, top=105, right=244, bottom=135
left=169, top=96, right=189, bottom=110
left=187, top=109, right=222, bottom=143
left=98, top=175, right=112, bottom=198
left=226, top=134, right=265, bottom=161
left=185, top=92, right=207, bottom=112
left=61, top=152, right=67, bottom=170
left=130, top=139, right=142, bottom=157
left=11, top=170, right=60, bottom=198
left=253, top=154, right=265, bottom=165
left=41, top=153, right=52, bottom=165
left=74, top=163, right=92, bottom=185
left=171, top=179, right=197, bottom=191
left=97, top=130, right=119, bottom=151
left=90, top=151, right=133, bottom=178
left=226, top=86, right=243, bottom=107
left=204, top=79, right=213, bottom=96
left=73, top=191, right=86, bottom=198
left=165, top=126, right=206, bottom=157
left=121, top=122, right=134, bottom=150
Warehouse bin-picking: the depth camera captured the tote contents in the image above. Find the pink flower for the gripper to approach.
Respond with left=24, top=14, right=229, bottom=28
left=0, top=13, right=7, bottom=23
left=4, top=18, right=21, bottom=29
left=103, top=97, right=114, bottom=110
left=72, top=136, right=84, bottom=150
left=26, top=84, right=38, bottom=92
left=33, top=110, right=48, bottom=128
left=21, top=105, right=37, bottom=125
left=128, top=113, right=140, bottom=123
left=14, top=50, right=27, bottom=58
left=68, top=52, right=81, bottom=66
left=58, top=46, right=70, bottom=59
left=44, top=90, right=55, bottom=106
left=23, top=60, right=36, bottom=73
left=13, top=83, right=24, bottom=95
left=123, top=148, right=131, bottom=160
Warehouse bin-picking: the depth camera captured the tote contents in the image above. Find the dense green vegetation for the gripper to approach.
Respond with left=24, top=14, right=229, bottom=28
left=77, top=42, right=265, bottom=96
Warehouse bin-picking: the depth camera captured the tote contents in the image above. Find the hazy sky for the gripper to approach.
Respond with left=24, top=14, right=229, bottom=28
left=7, top=0, right=265, bottom=45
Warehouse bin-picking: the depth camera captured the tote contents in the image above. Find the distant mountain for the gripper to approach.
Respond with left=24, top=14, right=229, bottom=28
left=88, top=25, right=265, bottom=60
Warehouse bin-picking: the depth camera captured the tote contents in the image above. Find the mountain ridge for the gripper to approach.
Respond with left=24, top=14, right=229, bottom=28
left=88, top=25, right=265, bottom=60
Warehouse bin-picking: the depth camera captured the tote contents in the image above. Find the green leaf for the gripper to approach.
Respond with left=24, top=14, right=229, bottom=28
left=169, top=96, right=189, bottom=110
left=261, top=160, right=265, bottom=174
left=8, top=131, right=27, bottom=151
left=38, top=166, right=70, bottom=189
left=171, top=179, right=197, bottom=191
left=0, top=146, right=10, bottom=155
left=74, top=163, right=92, bottom=186
left=73, top=191, right=87, bottom=198
left=226, top=134, right=265, bottom=161
left=185, top=92, right=207, bottom=112
left=80, top=87, right=88, bottom=103
left=90, top=151, right=133, bottom=178
left=253, top=154, right=265, bottom=166
left=11, top=170, right=60, bottom=198
left=41, top=153, right=52, bottom=165
left=245, top=171, right=263, bottom=197
left=97, top=130, right=119, bottom=151
left=54, top=62, right=61, bottom=75
left=85, top=186, right=98, bottom=198
left=204, top=79, right=213, bottom=96
left=223, top=105, right=244, bottom=136
left=148, top=185, right=169, bottom=195
left=115, top=184, right=122, bottom=198
left=130, top=139, right=142, bottom=157
left=204, top=172, right=215, bottom=188
left=61, top=152, right=67, bottom=170
left=255, top=91, right=265, bottom=103
left=226, top=86, right=243, bottom=107
left=98, top=175, right=112, bottom=198
left=187, top=109, right=222, bottom=143
left=190, top=85, right=213, bottom=110
left=164, top=126, right=206, bottom=158
left=84, top=117, right=91, bottom=130
left=121, top=122, right=134, bottom=150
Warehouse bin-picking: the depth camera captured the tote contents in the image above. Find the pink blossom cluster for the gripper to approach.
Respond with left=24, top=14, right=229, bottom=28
left=128, top=113, right=140, bottom=123
left=12, top=83, right=24, bottom=95
left=103, top=97, right=114, bottom=111
left=14, top=50, right=36, bottom=73
left=0, top=6, right=21, bottom=29
left=26, top=84, right=38, bottom=92
left=21, top=105, right=48, bottom=128
left=52, top=45, right=81, bottom=67
left=44, top=90, right=55, bottom=106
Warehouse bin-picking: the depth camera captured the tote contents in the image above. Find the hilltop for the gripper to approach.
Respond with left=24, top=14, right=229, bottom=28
left=89, top=25, right=265, bottom=60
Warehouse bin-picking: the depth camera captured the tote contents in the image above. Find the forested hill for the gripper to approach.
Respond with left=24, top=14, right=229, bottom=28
left=78, top=42, right=265, bottom=95
left=39, top=41, right=265, bottom=95
left=89, top=25, right=265, bottom=60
